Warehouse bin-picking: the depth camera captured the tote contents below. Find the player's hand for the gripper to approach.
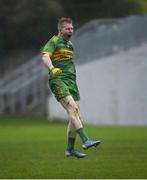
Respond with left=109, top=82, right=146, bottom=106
left=50, top=68, right=62, bottom=76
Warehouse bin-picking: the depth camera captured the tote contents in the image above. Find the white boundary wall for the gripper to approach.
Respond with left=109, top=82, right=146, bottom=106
left=48, top=44, right=147, bottom=125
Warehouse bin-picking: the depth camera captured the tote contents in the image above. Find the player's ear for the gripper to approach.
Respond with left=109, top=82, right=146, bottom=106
left=60, top=29, right=63, bottom=35
left=58, top=27, right=62, bottom=35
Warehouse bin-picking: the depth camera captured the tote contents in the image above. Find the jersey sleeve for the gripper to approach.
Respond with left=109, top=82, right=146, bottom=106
left=42, top=39, right=56, bottom=54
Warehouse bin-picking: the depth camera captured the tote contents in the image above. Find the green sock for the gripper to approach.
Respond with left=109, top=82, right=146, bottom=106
left=67, top=137, right=75, bottom=150
left=76, top=128, right=89, bottom=143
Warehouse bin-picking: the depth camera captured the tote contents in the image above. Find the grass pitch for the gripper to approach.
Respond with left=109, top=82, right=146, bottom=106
left=0, top=117, right=147, bottom=179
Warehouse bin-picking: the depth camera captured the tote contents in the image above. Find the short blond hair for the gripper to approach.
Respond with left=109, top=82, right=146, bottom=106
left=58, top=17, right=72, bottom=30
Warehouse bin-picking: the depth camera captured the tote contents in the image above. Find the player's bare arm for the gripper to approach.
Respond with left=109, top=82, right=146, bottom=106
left=42, top=52, right=62, bottom=76
left=42, top=52, right=54, bottom=70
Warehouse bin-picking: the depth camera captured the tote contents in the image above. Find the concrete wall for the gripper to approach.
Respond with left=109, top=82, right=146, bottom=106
left=48, top=44, right=147, bottom=125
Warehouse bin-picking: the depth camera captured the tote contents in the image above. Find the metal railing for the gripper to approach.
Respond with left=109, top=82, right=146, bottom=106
left=73, top=14, right=147, bottom=64
left=0, top=55, right=49, bottom=116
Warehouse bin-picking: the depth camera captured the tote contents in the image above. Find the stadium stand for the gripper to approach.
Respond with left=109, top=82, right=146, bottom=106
left=0, top=14, right=147, bottom=116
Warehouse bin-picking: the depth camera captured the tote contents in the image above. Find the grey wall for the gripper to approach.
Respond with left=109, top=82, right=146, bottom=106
left=48, top=44, right=147, bottom=125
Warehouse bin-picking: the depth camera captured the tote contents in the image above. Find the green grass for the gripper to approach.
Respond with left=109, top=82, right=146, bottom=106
left=0, top=117, right=147, bottom=179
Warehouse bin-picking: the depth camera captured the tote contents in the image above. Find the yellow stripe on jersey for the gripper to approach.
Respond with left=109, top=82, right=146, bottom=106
left=51, top=48, right=73, bottom=61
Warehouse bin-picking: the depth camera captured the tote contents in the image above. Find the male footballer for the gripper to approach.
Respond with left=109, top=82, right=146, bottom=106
left=42, top=17, right=101, bottom=158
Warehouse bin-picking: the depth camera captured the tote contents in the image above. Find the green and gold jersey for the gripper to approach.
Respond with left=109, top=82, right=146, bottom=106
left=42, top=35, right=76, bottom=80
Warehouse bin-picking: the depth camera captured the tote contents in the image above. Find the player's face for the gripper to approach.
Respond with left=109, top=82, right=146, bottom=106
left=60, top=23, right=74, bottom=40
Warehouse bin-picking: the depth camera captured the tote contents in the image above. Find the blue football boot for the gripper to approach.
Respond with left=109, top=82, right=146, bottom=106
left=82, top=139, right=101, bottom=149
left=65, top=149, right=87, bottom=158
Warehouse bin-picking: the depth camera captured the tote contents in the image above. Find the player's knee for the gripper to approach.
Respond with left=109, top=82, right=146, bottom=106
left=67, top=99, right=78, bottom=114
